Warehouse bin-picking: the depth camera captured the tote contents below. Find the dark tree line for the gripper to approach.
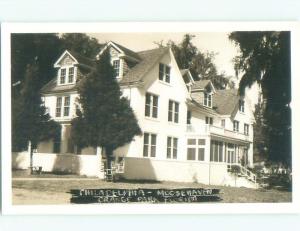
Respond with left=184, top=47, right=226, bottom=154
left=229, top=31, right=291, bottom=166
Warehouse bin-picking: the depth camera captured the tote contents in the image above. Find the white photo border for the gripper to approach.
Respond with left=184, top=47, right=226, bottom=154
left=1, top=22, right=299, bottom=215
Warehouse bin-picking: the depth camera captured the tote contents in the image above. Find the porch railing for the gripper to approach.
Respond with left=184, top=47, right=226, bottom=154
left=228, top=163, right=257, bottom=185
left=186, top=124, right=249, bottom=141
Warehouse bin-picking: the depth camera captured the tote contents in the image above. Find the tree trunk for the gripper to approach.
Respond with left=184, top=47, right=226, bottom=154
left=28, top=140, right=33, bottom=175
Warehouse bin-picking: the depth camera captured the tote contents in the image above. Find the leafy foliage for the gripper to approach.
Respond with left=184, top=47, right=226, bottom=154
left=60, top=33, right=103, bottom=58
left=71, top=50, right=142, bottom=164
left=167, top=34, right=235, bottom=89
left=12, top=61, right=61, bottom=151
left=229, top=31, right=291, bottom=165
left=11, top=33, right=103, bottom=151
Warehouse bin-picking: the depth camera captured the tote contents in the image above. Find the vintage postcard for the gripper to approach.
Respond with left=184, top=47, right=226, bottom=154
left=1, top=22, right=299, bottom=214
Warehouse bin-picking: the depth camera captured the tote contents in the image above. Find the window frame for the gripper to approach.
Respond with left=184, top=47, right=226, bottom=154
left=187, top=138, right=206, bottom=161
left=239, top=99, right=245, bottom=113
left=168, top=100, right=179, bottom=123
left=145, top=93, right=159, bottom=119
left=58, top=66, right=76, bottom=85
left=233, top=120, right=239, bottom=132
left=158, top=63, right=171, bottom=83
left=204, top=92, right=212, bottom=107
left=210, top=140, right=224, bottom=162
left=244, top=123, right=249, bottom=136
left=143, top=132, right=157, bottom=158
left=167, top=136, right=178, bottom=159
left=112, top=59, right=120, bottom=78
left=55, top=95, right=71, bottom=118
left=205, top=116, right=213, bottom=125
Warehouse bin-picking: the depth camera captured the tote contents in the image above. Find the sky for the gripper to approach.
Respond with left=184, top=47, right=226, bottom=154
left=88, top=32, right=259, bottom=106
left=88, top=32, right=238, bottom=77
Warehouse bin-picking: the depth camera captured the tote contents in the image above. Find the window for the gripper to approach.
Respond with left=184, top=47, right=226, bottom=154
left=204, top=92, right=212, bottom=107
left=205, top=116, right=213, bottom=125
left=187, top=138, right=206, bottom=161
left=210, top=140, right=224, bottom=162
left=221, top=119, right=225, bottom=128
left=68, top=67, right=74, bottom=83
left=113, top=60, right=120, bottom=77
left=145, top=93, right=158, bottom=118
left=239, top=100, right=245, bottom=113
left=143, top=133, right=156, bottom=157
left=159, top=63, right=171, bottom=83
left=56, top=97, right=62, bottom=117
left=64, top=96, right=70, bottom=116
left=168, top=100, right=179, bottom=123
left=244, top=123, right=249, bottom=135
left=60, top=68, right=66, bottom=84
left=187, top=110, right=192, bottom=124
left=167, top=137, right=178, bottom=159
left=59, top=67, right=76, bottom=85
left=233, top=120, right=239, bottom=132
left=56, top=96, right=71, bottom=117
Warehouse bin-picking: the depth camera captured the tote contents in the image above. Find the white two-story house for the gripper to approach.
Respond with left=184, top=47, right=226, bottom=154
left=35, top=41, right=256, bottom=187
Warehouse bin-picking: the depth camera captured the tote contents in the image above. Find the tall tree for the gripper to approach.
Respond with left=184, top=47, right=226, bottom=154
left=167, top=34, right=234, bottom=89
left=11, top=33, right=62, bottom=89
left=60, top=33, right=103, bottom=59
left=71, top=50, right=142, bottom=173
left=12, top=61, right=61, bottom=172
left=229, top=31, right=291, bottom=165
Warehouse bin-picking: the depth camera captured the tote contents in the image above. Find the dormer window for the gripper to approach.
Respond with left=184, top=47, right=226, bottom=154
left=159, top=63, right=171, bottom=83
left=239, top=100, right=245, bottom=113
left=60, top=68, right=66, bottom=84
left=68, top=67, right=74, bottom=83
left=113, top=60, right=120, bottom=78
left=204, top=92, right=212, bottom=107
left=58, top=66, right=76, bottom=85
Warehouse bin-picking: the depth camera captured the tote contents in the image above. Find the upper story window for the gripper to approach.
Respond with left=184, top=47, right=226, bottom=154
left=68, top=67, right=74, bottom=83
left=205, top=116, right=213, bottom=125
left=56, top=96, right=71, bottom=117
left=221, top=119, right=226, bottom=128
left=233, top=120, right=239, bottom=132
left=113, top=60, right=120, bottom=78
left=239, top=99, right=245, bottom=113
left=244, top=123, right=249, bottom=136
left=145, top=93, right=158, bottom=118
left=168, top=100, right=179, bottom=123
left=60, top=68, right=66, bottom=84
left=187, top=110, right=192, bottom=124
left=204, top=92, right=212, bottom=107
left=159, top=63, right=171, bottom=83
left=59, top=67, right=76, bottom=85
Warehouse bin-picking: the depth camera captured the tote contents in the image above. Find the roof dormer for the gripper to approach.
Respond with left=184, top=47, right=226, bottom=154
left=54, top=50, right=79, bottom=86
left=191, top=80, right=216, bottom=108
left=96, top=41, right=140, bottom=79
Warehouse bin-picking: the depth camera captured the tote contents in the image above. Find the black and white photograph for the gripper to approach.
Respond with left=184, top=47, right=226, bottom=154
left=1, top=22, right=297, bottom=213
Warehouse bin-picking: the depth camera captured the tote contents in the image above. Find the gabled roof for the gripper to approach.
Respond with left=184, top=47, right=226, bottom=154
left=192, top=79, right=216, bottom=93
left=54, top=50, right=95, bottom=68
left=180, top=69, right=195, bottom=84
left=70, top=51, right=95, bottom=67
left=120, top=47, right=169, bottom=85
left=40, top=78, right=77, bottom=94
left=97, top=41, right=141, bottom=61
left=110, top=41, right=141, bottom=61
left=213, top=89, right=239, bottom=115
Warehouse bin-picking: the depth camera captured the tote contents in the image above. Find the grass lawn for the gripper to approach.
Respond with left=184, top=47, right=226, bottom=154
left=12, top=177, right=292, bottom=205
